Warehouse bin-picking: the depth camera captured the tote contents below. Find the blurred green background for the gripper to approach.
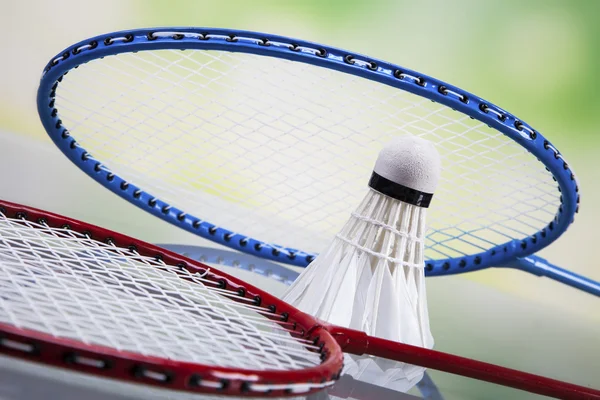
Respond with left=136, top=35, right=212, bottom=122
left=0, top=0, right=598, bottom=398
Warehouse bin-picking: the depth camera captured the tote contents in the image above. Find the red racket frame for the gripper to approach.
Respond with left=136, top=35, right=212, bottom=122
left=0, top=200, right=598, bottom=399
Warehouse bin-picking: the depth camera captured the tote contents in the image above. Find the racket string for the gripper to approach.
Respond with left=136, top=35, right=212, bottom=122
left=0, top=212, right=325, bottom=372
left=53, top=48, right=561, bottom=263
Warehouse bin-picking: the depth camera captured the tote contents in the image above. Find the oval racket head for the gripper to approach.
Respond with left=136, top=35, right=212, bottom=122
left=37, top=28, right=580, bottom=274
left=0, top=201, right=343, bottom=397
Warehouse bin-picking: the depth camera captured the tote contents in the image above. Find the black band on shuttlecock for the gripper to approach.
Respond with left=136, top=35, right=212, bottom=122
left=368, top=171, right=434, bottom=208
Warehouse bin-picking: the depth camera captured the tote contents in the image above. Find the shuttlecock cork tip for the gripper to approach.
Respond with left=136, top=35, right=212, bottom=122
left=369, top=136, right=441, bottom=207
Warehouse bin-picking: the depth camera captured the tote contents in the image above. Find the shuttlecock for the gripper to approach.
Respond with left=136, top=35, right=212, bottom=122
left=282, top=135, right=441, bottom=392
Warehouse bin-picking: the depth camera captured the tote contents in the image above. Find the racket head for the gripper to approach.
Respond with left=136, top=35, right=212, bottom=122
left=0, top=200, right=343, bottom=397
left=37, top=27, right=580, bottom=274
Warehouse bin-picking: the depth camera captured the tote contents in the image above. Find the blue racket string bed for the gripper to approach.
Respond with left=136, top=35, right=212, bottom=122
left=36, top=27, right=598, bottom=296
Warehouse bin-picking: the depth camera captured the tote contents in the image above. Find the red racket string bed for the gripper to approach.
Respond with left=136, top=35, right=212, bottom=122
left=0, top=200, right=598, bottom=399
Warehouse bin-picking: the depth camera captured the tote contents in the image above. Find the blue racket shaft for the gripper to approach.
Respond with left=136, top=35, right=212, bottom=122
left=502, top=256, right=600, bottom=297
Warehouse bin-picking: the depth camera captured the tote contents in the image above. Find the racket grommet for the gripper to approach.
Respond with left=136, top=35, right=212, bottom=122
left=272, top=248, right=280, bottom=256
left=176, top=212, right=185, bottom=221
left=15, top=212, right=27, bottom=220
left=287, top=252, right=296, bottom=260
left=188, top=374, right=201, bottom=387
left=459, top=94, right=469, bottom=103
left=154, top=254, right=164, bottom=262
left=120, top=182, right=129, bottom=190
left=289, top=43, right=300, bottom=52
left=415, top=77, right=426, bottom=86
left=530, top=130, right=537, bottom=139
left=81, top=152, right=89, bottom=161
left=219, top=379, right=230, bottom=391
left=237, top=287, right=246, bottom=296
left=61, top=129, right=70, bottom=139
left=224, top=233, right=233, bottom=242
left=148, top=198, right=157, bottom=207
left=497, top=113, right=507, bottom=122
left=253, top=295, right=261, bottom=306
left=69, top=140, right=77, bottom=149
left=563, top=161, right=568, bottom=170
left=491, top=249, right=496, bottom=256
left=344, top=54, right=355, bottom=65
left=254, top=243, right=262, bottom=251
left=225, top=34, right=237, bottom=42
left=479, top=103, right=489, bottom=113
left=543, top=140, right=550, bottom=149
left=393, top=69, right=404, bottom=79
left=258, top=38, right=270, bottom=46
left=217, top=279, right=226, bottom=289
left=520, top=241, right=527, bottom=249
left=367, top=61, right=377, bottom=71
left=239, top=238, right=248, bottom=246
left=124, top=34, right=134, bottom=43
left=104, top=37, right=113, bottom=46
left=438, top=85, right=448, bottom=95
left=268, top=304, right=276, bottom=313
left=192, top=220, right=201, bottom=229
left=172, top=33, right=184, bottom=40
left=55, top=119, right=62, bottom=129
left=106, top=173, right=115, bottom=182
left=459, top=259, right=467, bottom=268
left=161, top=205, right=170, bottom=214
left=306, top=255, right=315, bottom=263
left=105, top=237, right=115, bottom=246
left=474, top=256, right=482, bottom=265
left=425, top=263, right=433, bottom=272
left=133, top=190, right=142, bottom=199
left=147, top=32, right=157, bottom=41
left=240, top=381, right=251, bottom=393
left=316, top=48, right=327, bottom=57
left=442, top=262, right=450, bottom=270
left=89, top=41, right=98, bottom=49
left=208, top=226, right=217, bottom=235
left=280, top=312, right=289, bottom=322
left=61, top=224, right=71, bottom=230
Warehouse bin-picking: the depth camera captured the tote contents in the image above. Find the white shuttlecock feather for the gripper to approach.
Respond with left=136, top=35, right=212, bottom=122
left=282, top=135, right=441, bottom=392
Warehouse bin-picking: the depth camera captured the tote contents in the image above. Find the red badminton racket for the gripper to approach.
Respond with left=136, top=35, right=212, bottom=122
left=0, top=200, right=597, bottom=399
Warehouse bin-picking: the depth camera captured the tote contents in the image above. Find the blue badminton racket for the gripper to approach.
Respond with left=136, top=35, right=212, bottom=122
left=37, top=28, right=598, bottom=296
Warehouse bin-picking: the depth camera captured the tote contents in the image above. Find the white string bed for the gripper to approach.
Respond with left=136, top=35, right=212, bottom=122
left=54, top=49, right=560, bottom=260
left=0, top=213, right=321, bottom=372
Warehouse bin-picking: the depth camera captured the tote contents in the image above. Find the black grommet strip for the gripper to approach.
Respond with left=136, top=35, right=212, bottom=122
left=368, top=172, right=433, bottom=207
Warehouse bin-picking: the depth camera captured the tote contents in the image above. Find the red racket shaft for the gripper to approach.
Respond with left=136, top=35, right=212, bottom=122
left=326, top=326, right=599, bottom=399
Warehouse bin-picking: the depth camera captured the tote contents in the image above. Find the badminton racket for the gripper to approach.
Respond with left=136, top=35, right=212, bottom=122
left=36, top=28, right=598, bottom=296
left=0, top=200, right=597, bottom=399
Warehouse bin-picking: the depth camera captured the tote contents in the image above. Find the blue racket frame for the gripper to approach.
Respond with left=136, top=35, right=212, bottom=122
left=38, top=27, right=590, bottom=292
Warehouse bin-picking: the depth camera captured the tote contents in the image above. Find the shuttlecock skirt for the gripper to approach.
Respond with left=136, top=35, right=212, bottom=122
left=282, top=189, right=433, bottom=390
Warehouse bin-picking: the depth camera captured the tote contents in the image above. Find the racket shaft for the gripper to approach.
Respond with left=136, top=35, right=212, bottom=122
left=504, top=256, right=600, bottom=297
left=331, top=327, right=600, bottom=399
